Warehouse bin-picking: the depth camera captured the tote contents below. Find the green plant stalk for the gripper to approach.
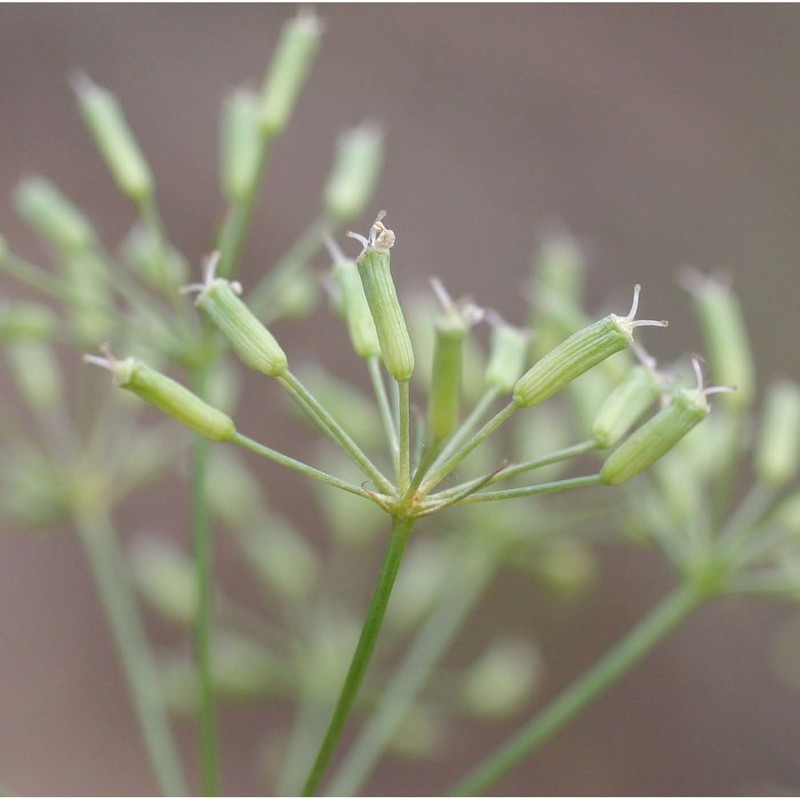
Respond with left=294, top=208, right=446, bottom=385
left=711, top=413, right=745, bottom=529
left=398, top=379, right=411, bottom=491
left=329, top=541, right=497, bottom=796
left=419, top=402, right=517, bottom=495
left=435, top=439, right=598, bottom=500
left=76, top=508, right=187, bottom=796
left=494, top=439, right=598, bottom=483
left=80, top=244, right=188, bottom=354
left=302, top=516, right=414, bottom=795
left=450, top=581, right=705, bottom=796
left=406, top=436, right=444, bottom=501
left=455, top=474, right=603, bottom=505
left=430, top=387, right=500, bottom=472
left=718, top=482, right=778, bottom=568
left=190, top=362, right=221, bottom=796
left=368, top=356, right=399, bottom=472
left=281, top=680, right=331, bottom=796
left=230, top=432, right=383, bottom=501
left=0, top=252, right=73, bottom=300
left=281, top=370, right=395, bottom=494
left=215, top=140, right=273, bottom=279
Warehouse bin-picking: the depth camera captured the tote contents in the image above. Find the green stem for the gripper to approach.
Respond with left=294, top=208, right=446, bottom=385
left=493, top=439, right=598, bottom=482
left=419, top=401, right=517, bottom=495
left=301, top=516, right=414, bottom=796
left=718, top=482, right=778, bottom=570
left=368, top=357, right=399, bottom=473
left=431, top=387, right=500, bottom=471
left=0, top=252, right=88, bottom=305
left=190, top=363, right=221, bottom=796
left=435, top=439, right=598, bottom=500
left=281, top=371, right=395, bottom=494
left=76, top=508, right=187, bottom=796
left=398, top=380, right=411, bottom=491
left=453, top=474, right=603, bottom=505
left=230, top=432, right=384, bottom=502
left=329, top=541, right=496, bottom=796
left=215, top=140, right=274, bottom=279
left=450, top=582, right=705, bottom=796
left=405, top=436, right=444, bottom=501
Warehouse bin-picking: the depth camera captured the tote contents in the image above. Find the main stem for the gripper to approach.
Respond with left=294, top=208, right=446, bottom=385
left=191, top=362, right=221, bottom=795
left=77, top=508, right=187, bottom=796
left=301, top=516, right=414, bottom=796
left=450, top=581, right=704, bottom=796
left=329, top=542, right=496, bottom=796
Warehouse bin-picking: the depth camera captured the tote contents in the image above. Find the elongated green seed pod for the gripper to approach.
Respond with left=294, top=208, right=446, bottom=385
left=221, top=89, right=261, bottom=201
left=592, top=365, right=663, bottom=448
left=428, top=323, right=465, bottom=439
left=73, top=74, right=154, bottom=201
left=191, top=263, right=288, bottom=377
left=426, top=280, right=483, bottom=439
left=84, top=352, right=236, bottom=441
left=15, top=177, right=95, bottom=253
left=513, top=285, right=666, bottom=408
left=600, top=387, right=709, bottom=485
left=684, top=271, right=754, bottom=409
left=259, top=11, right=323, bottom=136
left=330, top=248, right=380, bottom=359
left=485, top=317, right=530, bottom=393
left=533, top=230, right=586, bottom=310
left=756, top=380, right=800, bottom=486
left=352, top=212, right=415, bottom=381
left=323, top=124, right=385, bottom=222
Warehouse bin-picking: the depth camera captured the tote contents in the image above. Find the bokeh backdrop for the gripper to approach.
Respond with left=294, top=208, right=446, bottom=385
left=2, top=3, right=800, bottom=796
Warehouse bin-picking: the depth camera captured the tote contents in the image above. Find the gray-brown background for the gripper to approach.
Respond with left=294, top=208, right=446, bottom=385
left=2, top=4, right=800, bottom=796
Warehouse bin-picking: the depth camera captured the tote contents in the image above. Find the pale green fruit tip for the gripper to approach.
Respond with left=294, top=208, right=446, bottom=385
left=323, top=122, right=385, bottom=222
left=485, top=311, right=531, bottom=394
left=183, top=253, right=289, bottom=377
left=259, top=9, right=323, bottom=136
left=600, top=357, right=733, bottom=485
left=83, top=345, right=236, bottom=441
left=72, top=72, right=154, bottom=202
left=15, top=177, right=95, bottom=253
left=513, top=284, right=668, bottom=408
left=682, top=269, right=754, bottom=410
left=756, top=380, right=800, bottom=487
left=349, top=211, right=415, bottom=382
left=427, top=278, right=484, bottom=439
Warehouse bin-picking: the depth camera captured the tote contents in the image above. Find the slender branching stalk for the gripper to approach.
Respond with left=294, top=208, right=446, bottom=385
left=450, top=581, right=706, bottom=796
left=189, top=360, right=221, bottom=796
left=368, top=356, right=399, bottom=472
left=77, top=507, right=188, bottom=796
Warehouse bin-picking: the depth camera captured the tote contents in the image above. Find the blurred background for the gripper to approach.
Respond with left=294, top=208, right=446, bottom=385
left=2, top=3, right=800, bottom=795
